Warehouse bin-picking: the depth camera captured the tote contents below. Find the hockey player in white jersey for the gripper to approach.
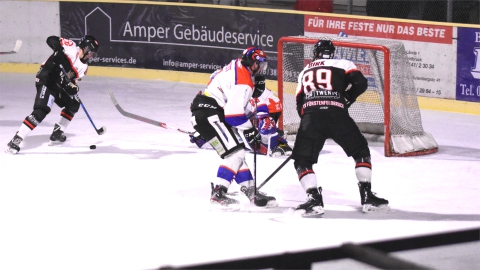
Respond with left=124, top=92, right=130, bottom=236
left=190, top=75, right=293, bottom=157
left=291, top=39, right=389, bottom=217
left=190, top=46, right=278, bottom=209
left=6, top=35, right=99, bottom=154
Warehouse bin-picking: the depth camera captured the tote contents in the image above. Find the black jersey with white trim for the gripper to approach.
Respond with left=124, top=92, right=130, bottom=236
left=295, top=58, right=368, bottom=116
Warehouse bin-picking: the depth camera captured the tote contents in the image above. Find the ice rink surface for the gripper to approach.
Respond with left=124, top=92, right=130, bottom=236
left=0, top=72, right=479, bottom=270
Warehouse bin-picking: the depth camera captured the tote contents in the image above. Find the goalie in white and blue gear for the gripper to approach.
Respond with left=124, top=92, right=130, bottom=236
left=190, top=75, right=293, bottom=157
left=249, top=75, right=292, bottom=157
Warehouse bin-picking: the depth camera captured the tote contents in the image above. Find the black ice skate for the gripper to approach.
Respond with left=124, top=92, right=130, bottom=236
left=295, top=187, right=324, bottom=217
left=5, top=134, right=23, bottom=154
left=210, top=183, right=240, bottom=210
left=240, top=186, right=278, bottom=207
left=358, top=182, right=389, bottom=213
left=271, top=141, right=292, bottom=157
left=49, top=124, right=67, bottom=146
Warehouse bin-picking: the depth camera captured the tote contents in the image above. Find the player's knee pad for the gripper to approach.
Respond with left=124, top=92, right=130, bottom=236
left=294, top=160, right=313, bottom=177
left=31, top=107, right=50, bottom=123
left=352, top=146, right=371, bottom=161
left=223, top=149, right=245, bottom=170
left=354, top=156, right=372, bottom=182
left=294, top=159, right=317, bottom=190
left=260, top=133, right=278, bottom=153
left=218, top=150, right=246, bottom=183
left=60, top=109, right=76, bottom=121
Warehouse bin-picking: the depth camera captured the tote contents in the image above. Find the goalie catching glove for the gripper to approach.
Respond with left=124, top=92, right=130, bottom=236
left=243, top=127, right=261, bottom=147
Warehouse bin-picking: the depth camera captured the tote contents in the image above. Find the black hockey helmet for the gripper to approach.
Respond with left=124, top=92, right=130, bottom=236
left=241, top=46, right=268, bottom=75
left=252, top=75, right=265, bottom=98
left=313, top=39, right=335, bottom=60
left=79, top=35, right=99, bottom=55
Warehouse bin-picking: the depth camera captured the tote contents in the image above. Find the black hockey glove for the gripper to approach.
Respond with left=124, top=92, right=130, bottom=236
left=47, top=36, right=63, bottom=52
left=344, top=91, right=355, bottom=109
left=64, top=81, right=79, bottom=96
left=243, top=127, right=261, bottom=147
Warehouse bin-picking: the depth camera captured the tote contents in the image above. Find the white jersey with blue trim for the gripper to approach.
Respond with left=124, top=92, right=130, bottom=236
left=204, top=59, right=255, bottom=130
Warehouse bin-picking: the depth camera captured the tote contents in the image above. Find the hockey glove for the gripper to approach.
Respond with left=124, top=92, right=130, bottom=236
left=258, top=116, right=276, bottom=135
left=189, top=132, right=207, bottom=148
left=243, top=127, right=261, bottom=148
left=64, top=82, right=79, bottom=96
left=253, top=76, right=265, bottom=98
left=47, top=36, right=63, bottom=52
left=344, top=91, right=355, bottom=109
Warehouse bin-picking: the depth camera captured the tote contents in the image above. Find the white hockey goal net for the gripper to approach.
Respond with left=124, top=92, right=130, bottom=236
left=277, top=36, right=438, bottom=157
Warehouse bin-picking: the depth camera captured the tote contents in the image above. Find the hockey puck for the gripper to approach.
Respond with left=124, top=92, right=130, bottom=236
left=89, top=145, right=96, bottom=150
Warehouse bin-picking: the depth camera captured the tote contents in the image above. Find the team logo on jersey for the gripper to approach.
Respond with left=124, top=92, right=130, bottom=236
left=306, top=90, right=340, bottom=99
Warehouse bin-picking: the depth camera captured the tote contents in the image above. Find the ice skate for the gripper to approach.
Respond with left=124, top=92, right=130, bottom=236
left=271, top=141, right=292, bottom=157
left=295, top=187, right=324, bottom=217
left=5, top=134, right=23, bottom=154
left=48, top=124, right=67, bottom=146
left=210, top=183, right=240, bottom=211
left=240, top=186, right=278, bottom=207
left=358, top=182, right=389, bottom=213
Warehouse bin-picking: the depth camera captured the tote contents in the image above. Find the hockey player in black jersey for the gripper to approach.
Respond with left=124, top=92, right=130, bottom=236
left=6, top=35, right=99, bottom=154
left=291, top=39, right=389, bottom=216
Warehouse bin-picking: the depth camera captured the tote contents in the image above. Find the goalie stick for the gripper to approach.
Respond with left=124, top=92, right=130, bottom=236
left=59, top=64, right=106, bottom=135
left=108, top=89, right=193, bottom=135
left=0, top=40, right=22, bottom=55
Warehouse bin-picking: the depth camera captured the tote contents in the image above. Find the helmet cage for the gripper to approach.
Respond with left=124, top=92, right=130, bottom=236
left=241, top=47, right=268, bottom=76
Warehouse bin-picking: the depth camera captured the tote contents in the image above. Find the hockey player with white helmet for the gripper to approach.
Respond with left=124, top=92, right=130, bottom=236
left=190, top=46, right=278, bottom=209
left=292, top=39, right=389, bottom=217
left=6, top=35, right=99, bottom=154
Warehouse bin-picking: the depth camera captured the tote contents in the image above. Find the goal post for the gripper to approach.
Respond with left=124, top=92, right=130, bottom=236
left=277, top=36, right=438, bottom=157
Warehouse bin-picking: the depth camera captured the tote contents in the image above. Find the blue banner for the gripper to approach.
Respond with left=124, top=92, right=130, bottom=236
left=456, top=28, right=480, bottom=102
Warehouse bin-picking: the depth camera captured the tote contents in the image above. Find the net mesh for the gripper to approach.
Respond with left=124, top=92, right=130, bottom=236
left=279, top=36, right=438, bottom=156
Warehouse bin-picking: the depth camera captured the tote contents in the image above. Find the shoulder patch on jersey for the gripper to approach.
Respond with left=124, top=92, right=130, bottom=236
left=235, top=60, right=254, bottom=87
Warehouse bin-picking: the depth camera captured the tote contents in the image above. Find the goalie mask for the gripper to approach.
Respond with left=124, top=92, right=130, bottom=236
left=313, top=40, right=335, bottom=60
left=241, top=47, right=268, bottom=76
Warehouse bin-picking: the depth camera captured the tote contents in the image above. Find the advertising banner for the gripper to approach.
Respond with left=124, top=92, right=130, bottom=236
left=60, top=2, right=303, bottom=80
left=304, top=15, right=456, bottom=99
left=456, top=28, right=480, bottom=103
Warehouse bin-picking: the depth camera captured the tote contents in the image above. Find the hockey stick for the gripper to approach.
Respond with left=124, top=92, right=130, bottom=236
left=253, top=100, right=258, bottom=196
left=257, top=155, right=292, bottom=191
left=0, top=40, right=22, bottom=55
left=108, top=89, right=193, bottom=135
left=59, top=64, right=106, bottom=135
